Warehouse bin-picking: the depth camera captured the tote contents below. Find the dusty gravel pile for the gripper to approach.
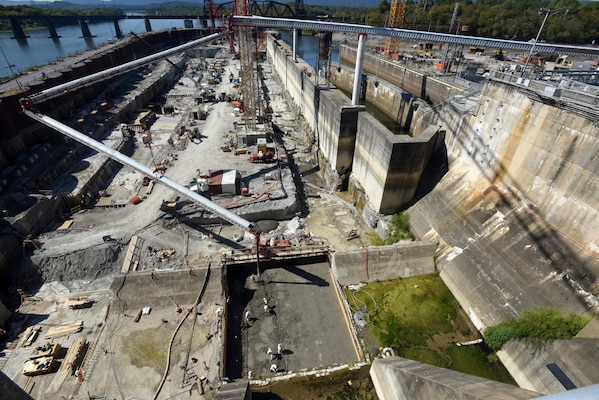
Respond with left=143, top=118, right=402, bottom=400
left=29, top=242, right=123, bottom=282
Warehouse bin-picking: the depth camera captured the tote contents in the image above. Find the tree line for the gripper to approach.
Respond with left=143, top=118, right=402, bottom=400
left=311, top=0, right=598, bottom=45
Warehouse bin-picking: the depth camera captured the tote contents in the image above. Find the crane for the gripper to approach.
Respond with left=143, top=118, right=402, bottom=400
left=384, top=0, right=406, bottom=57
left=206, top=0, right=238, bottom=57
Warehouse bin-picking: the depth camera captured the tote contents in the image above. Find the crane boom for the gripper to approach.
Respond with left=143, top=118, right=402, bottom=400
left=20, top=31, right=229, bottom=108
left=23, top=109, right=257, bottom=234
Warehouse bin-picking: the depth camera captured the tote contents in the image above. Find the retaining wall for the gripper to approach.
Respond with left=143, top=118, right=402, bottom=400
left=331, top=241, right=437, bottom=286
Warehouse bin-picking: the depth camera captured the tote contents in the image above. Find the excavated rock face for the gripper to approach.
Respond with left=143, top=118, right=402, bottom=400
left=29, top=242, right=123, bottom=282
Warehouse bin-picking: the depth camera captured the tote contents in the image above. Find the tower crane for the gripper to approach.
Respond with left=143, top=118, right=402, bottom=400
left=384, top=0, right=406, bottom=57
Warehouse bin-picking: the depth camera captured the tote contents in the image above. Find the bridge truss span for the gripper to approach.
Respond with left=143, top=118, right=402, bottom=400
left=231, top=15, right=599, bottom=58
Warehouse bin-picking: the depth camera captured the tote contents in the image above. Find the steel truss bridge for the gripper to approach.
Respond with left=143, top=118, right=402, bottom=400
left=232, top=15, right=599, bottom=57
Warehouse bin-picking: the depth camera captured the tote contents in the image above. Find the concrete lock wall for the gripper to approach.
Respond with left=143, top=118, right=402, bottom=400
left=331, top=241, right=436, bottom=286
left=339, top=45, right=466, bottom=105
left=351, top=112, right=442, bottom=213
left=317, top=89, right=360, bottom=175
left=414, top=79, right=599, bottom=254
left=329, top=64, right=417, bottom=130
left=268, top=38, right=317, bottom=127
left=266, top=35, right=441, bottom=213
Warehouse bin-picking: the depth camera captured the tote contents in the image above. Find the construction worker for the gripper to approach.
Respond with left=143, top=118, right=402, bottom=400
left=245, top=310, right=250, bottom=322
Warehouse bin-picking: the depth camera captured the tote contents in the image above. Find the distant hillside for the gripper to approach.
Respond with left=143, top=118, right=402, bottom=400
left=0, top=0, right=379, bottom=8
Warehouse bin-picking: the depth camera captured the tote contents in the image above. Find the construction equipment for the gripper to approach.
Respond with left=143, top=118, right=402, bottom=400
left=22, top=234, right=40, bottom=250
left=206, top=0, right=238, bottom=57
left=31, top=342, right=61, bottom=359
left=384, top=0, right=406, bottom=57
left=248, top=150, right=275, bottom=163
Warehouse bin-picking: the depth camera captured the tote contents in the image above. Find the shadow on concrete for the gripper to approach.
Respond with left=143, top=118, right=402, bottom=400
left=0, top=312, right=49, bottom=348
left=225, top=267, right=256, bottom=379
left=410, top=139, right=449, bottom=206
left=252, top=393, right=284, bottom=400
left=276, top=264, right=329, bottom=287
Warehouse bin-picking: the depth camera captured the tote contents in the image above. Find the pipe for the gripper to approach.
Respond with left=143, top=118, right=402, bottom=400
left=23, top=110, right=256, bottom=233
left=21, top=31, right=229, bottom=107
left=351, top=33, right=366, bottom=106
left=292, top=28, right=298, bottom=63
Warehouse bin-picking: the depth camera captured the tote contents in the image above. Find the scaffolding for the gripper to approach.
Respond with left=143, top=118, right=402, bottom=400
left=236, top=0, right=259, bottom=131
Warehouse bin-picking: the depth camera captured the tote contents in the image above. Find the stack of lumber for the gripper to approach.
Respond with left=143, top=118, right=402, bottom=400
left=60, top=336, right=87, bottom=374
left=64, top=297, right=92, bottom=309
left=45, top=320, right=83, bottom=339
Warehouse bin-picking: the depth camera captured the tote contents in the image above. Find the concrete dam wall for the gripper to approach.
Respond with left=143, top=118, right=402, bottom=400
left=415, top=76, right=599, bottom=257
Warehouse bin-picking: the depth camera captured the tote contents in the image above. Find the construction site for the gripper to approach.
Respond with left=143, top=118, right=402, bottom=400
left=0, top=8, right=380, bottom=400
left=3, top=0, right=599, bottom=398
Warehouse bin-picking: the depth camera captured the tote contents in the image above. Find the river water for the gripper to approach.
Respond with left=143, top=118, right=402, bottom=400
left=0, top=18, right=202, bottom=79
left=0, top=20, right=337, bottom=80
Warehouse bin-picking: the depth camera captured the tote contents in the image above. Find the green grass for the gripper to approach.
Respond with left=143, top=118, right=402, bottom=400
left=345, top=275, right=515, bottom=384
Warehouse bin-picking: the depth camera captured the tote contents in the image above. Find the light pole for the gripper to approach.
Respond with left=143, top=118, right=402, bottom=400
left=522, top=7, right=570, bottom=77
left=0, top=46, right=21, bottom=89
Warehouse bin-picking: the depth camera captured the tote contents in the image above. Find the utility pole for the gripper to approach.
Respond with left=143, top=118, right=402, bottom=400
left=521, top=7, right=570, bottom=77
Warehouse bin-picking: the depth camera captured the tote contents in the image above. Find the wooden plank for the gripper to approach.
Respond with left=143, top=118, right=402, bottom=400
left=56, top=220, right=74, bottom=230
left=145, top=180, right=155, bottom=195
left=133, top=309, right=142, bottom=323
left=121, top=235, right=139, bottom=273
left=45, top=320, right=83, bottom=339
left=20, top=326, right=41, bottom=347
